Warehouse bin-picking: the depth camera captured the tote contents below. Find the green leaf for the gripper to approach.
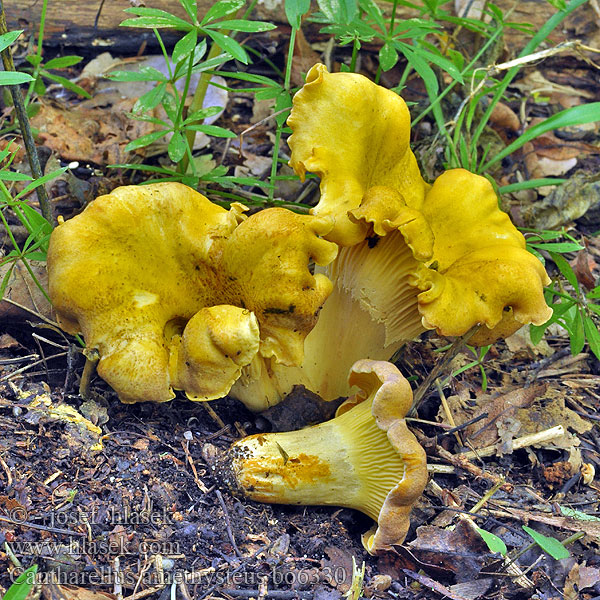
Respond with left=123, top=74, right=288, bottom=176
left=201, top=0, right=244, bottom=24
left=402, top=45, right=439, bottom=97
left=14, top=167, right=67, bottom=200
left=44, top=55, right=83, bottom=69
left=569, top=307, right=585, bottom=355
left=545, top=0, right=567, bottom=9
left=528, top=241, right=584, bottom=253
left=220, top=71, right=280, bottom=86
left=0, top=71, right=34, bottom=85
left=168, top=130, right=187, bottom=163
left=359, top=0, right=386, bottom=31
left=0, top=171, right=32, bottom=182
left=559, top=505, right=600, bottom=521
left=108, top=66, right=168, bottom=82
left=33, top=77, right=46, bottom=96
left=41, top=72, right=91, bottom=98
left=161, top=92, right=178, bottom=123
left=26, top=54, right=43, bottom=67
left=207, top=19, right=277, bottom=32
left=0, top=30, right=23, bottom=53
left=499, top=178, right=566, bottom=194
left=476, top=527, right=507, bottom=556
left=182, top=106, right=223, bottom=124
left=4, top=564, right=38, bottom=600
left=20, top=204, right=52, bottom=239
left=529, top=323, right=546, bottom=346
left=172, top=30, right=197, bottom=64
left=549, top=251, right=580, bottom=288
left=204, top=29, right=248, bottom=63
left=179, top=0, right=198, bottom=21
left=133, top=82, right=167, bottom=113
left=583, top=316, right=600, bottom=360
left=285, top=0, right=311, bottom=29
left=122, top=7, right=192, bottom=29
left=186, top=124, right=237, bottom=137
left=484, top=103, right=600, bottom=171
left=379, top=43, right=399, bottom=71
left=522, top=526, right=570, bottom=560
left=316, top=0, right=358, bottom=24
left=124, top=129, right=168, bottom=152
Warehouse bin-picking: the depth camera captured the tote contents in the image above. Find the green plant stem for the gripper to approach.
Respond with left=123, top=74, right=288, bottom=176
left=283, top=27, right=297, bottom=91
left=408, top=324, right=480, bottom=417
left=180, top=1, right=259, bottom=175
left=180, top=44, right=226, bottom=174
left=0, top=195, right=51, bottom=304
left=350, top=39, right=359, bottom=72
left=0, top=2, right=53, bottom=226
left=471, top=0, right=587, bottom=167
left=268, top=25, right=297, bottom=202
left=411, top=25, right=503, bottom=127
left=25, top=0, right=48, bottom=104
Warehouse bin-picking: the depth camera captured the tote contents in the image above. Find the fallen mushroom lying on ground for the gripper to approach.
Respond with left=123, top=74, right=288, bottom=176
left=231, top=64, right=553, bottom=409
left=205, top=359, right=428, bottom=554
left=47, top=182, right=337, bottom=407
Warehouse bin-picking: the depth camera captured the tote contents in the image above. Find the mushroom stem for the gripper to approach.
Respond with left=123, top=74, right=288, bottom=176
left=222, top=360, right=428, bottom=553
left=227, top=399, right=398, bottom=519
left=79, top=349, right=99, bottom=400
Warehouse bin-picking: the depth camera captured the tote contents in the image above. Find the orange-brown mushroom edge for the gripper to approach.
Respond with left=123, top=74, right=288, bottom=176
left=287, top=63, right=430, bottom=247
left=220, top=360, right=427, bottom=554
left=47, top=182, right=338, bottom=405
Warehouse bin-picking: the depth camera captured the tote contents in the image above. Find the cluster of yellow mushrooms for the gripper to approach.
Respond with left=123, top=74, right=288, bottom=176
left=47, top=64, right=552, bottom=553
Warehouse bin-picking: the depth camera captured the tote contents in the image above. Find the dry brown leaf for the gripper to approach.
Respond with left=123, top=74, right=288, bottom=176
left=441, top=384, right=546, bottom=449
left=42, top=583, right=117, bottom=600
left=0, top=258, right=53, bottom=321
left=572, top=248, right=597, bottom=291
left=31, top=99, right=157, bottom=165
left=290, top=27, right=321, bottom=88
left=408, top=520, right=489, bottom=581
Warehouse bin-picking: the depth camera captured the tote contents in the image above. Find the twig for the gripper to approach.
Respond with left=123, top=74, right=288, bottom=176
left=0, top=454, right=13, bottom=486
left=216, top=489, right=242, bottom=557
left=220, top=591, right=313, bottom=599
left=436, top=412, right=489, bottom=439
left=461, top=425, right=565, bottom=459
left=436, top=446, right=514, bottom=492
left=1, top=297, right=59, bottom=326
left=436, top=379, right=462, bottom=446
left=409, top=325, right=480, bottom=417
left=197, top=542, right=273, bottom=600
left=181, top=439, right=209, bottom=493
left=0, top=4, right=53, bottom=225
left=0, top=514, right=86, bottom=537
left=203, top=402, right=227, bottom=429
left=0, top=351, right=67, bottom=381
left=402, top=569, right=470, bottom=600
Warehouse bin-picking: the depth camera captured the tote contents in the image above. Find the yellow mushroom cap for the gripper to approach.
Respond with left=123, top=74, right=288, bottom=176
left=224, top=359, right=427, bottom=554
left=231, top=69, right=554, bottom=409
left=47, top=182, right=338, bottom=405
left=222, top=207, right=338, bottom=366
left=287, top=63, right=429, bottom=246
left=168, top=305, right=260, bottom=402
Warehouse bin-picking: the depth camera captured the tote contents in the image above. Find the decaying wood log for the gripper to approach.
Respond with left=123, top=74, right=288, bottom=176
left=4, top=1, right=287, bottom=53
left=4, top=1, right=598, bottom=57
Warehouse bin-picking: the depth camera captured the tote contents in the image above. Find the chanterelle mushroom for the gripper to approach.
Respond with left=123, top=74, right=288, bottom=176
left=231, top=67, right=553, bottom=408
left=47, top=182, right=337, bottom=405
left=211, top=360, right=427, bottom=553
